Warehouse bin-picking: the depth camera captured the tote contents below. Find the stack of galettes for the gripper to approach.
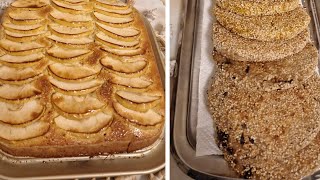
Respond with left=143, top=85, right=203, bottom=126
left=208, top=0, right=320, bottom=179
left=0, top=0, right=164, bottom=157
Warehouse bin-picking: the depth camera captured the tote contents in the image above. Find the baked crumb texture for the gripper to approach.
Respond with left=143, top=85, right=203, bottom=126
left=0, top=0, right=164, bottom=158
left=210, top=1, right=320, bottom=179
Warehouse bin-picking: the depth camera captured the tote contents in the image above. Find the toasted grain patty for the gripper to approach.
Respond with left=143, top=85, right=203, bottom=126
left=216, top=0, right=300, bottom=16
left=213, top=43, right=318, bottom=91
left=208, top=73, right=320, bottom=165
left=216, top=127, right=320, bottom=180
left=214, top=6, right=310, bottom=41
left=212, top=23, right=310, bottom=62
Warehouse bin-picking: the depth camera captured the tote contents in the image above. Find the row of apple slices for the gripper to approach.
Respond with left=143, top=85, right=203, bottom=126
left=51, top=92, right=113, bottom=133
left=51, top=0, right=131, bottom=16
left=93, top=0, right=133, bottom=28
left=0, top=1, right=50, bottom=84
left=47, top=0, right=111, bottom=134
left=0, top=1, right=51, bottom=141
left=0, top=86, right=50, bottom=141
left=93, top=1, right=164, bottom=126
left=4, top=5, right=50, bottom=42
left=113, top=90, right=163, bottom=126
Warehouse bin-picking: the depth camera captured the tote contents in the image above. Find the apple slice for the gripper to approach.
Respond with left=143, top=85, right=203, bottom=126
left=95, top=0, right=128, bottom=8
left=94, top=4, right=132, bottom=15
left=110, top=73, right=152, bottom=88
left=0, top=99, right=44, bottom=125
left=0, top=52, right=43, bottom=64
left=3, top=21, right=43, bottom=31
left=0, top=120, right=49, bottom=141
left=49, top=63, right=100, bottom=81
left=49, top=24, right=93, bottom=35
left=5, top=29, right=46, bottom=38
left=113, top=102, right=163, bottom=126
left=52, top=92, right=105, bottom=118
left=96, top=22, right=139, bottom=37
left=94, top=12, right=133, bottom=24
left=0, top=39, right=45, bottom=52
left=48, top=34, right=94, bottom=45
left=11, top=0, right=49, bottom=8
left=96, top=32, right=140, bottom=48
left=65, top=0, right=89, bottom=3
left=0, top=60, right=47, bottom=84
left=101, top=56, right=146, bottom=73
left=52, top=0, right=92, bottom=11
left=115, top=94, right=160, bottom=112
left=54, top=112, right=112, bottom=133
left=101, top=45, right=145, bottom=56
left=0, top=83, right=42, bottom=102
left=9, top=10, right=42, bottom=21
left=47, top=46, right=90, bottom=59
left=116, top=91, right=161, bottom=103
left=50, top=10, right=91, bottom=22
left=0, top=49, right=5, bottom=57
left=49, top=76, right=103, bottom=92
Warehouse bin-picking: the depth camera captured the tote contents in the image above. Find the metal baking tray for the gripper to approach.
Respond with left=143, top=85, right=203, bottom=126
left=171, top=0, right=320, bottom=179
left=0, top=15, right=165, bottom=180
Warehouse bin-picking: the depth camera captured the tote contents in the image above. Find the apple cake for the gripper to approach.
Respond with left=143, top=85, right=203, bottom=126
left=0, top=0, right=165, bottom=157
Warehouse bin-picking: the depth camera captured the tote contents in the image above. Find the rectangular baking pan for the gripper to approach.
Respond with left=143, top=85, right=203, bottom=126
left=171, top=0, right=320, bottom=179
left=0, top=16, right=165, bottom=180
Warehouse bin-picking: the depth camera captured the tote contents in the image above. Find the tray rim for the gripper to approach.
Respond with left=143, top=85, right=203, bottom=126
left=0, top=9, right=165, bottom=180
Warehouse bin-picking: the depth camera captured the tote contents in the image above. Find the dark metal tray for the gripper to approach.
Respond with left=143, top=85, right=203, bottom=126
left=171, top=0, right=320, bottom=179
left=0, top=15, right=165, bottom=180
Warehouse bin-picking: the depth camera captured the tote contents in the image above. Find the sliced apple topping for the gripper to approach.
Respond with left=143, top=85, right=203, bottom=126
left=96, top=32, right=139, bottom=48
left=101, top=56, right=146, bottom=73
left=101, top=46, right=145, bottom=56
left=116, top=91, right=161, bottom=103
left=109, top=73, right=152, bottom=88
left=0, top=83, right=42, bottom=102
left=54, top=112, right=112, bottom=133
left=48, top=34, right=94, bottom=45
left=0, top=53, right=43, bottom=64
left=52, top=0, right=92, bottom=12
left=5, top=29, right=46, bottom=38
left=47, top=46, right=90, bottom=59
left=94, top=4, right=132, bottom=15
left=0, top=99, right=44, bottom=125
left=0, top=60, right=47, bottom=83
left=50, top=10, right=92, bottom=22
left=9, top=10, right=42, bottom=21
left=49, top=24, right=93, bottom=35
left=95, top=0, right=128, bottom=8
left=94, top=12, right=133, bottom=24
left=49, top=76, right=103, bottom=91
left=49, top=63, right=100, bottom=81
left=3, top=21, right=43, bottom=31
left=65, top=0, right=89, bottom=3
left=52, top=92, right=105, bottom=115
left=115, top=94, right=160, bottom=112
left=96, top=22, right=139, bottom=37
left=0, top=39, right=45, bottom=52
left=11, top=0, right=49, bottom=8
left=113, top=102, right=163, bottom=126
left=0, top=49, right=5, bottom=57
left=0, top=120, right=49, bottom=141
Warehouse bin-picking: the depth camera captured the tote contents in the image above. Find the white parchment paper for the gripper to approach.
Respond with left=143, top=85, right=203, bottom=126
left=196, top=0, right=222, bottom=156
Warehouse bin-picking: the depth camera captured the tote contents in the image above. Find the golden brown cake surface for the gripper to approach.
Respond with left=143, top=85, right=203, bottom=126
left=0, top=0, right=164, bottom=158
